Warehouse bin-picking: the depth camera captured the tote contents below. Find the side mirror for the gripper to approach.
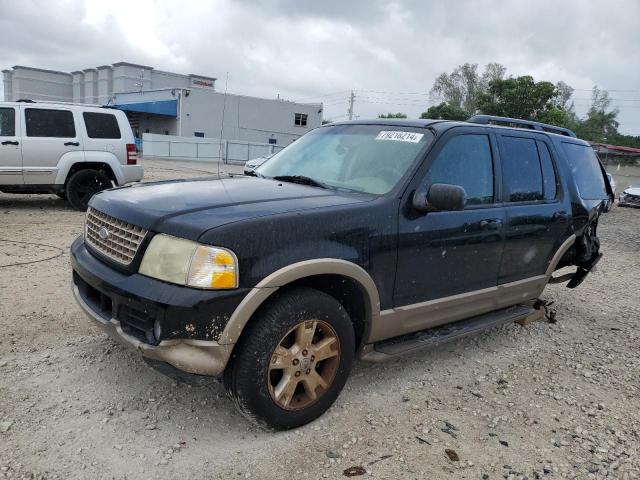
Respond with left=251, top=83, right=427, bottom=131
left=413, top=183, right=467, bottom=212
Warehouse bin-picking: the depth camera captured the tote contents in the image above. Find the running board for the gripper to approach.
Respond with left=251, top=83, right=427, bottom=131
left=362, top=305, right=534, bottom=360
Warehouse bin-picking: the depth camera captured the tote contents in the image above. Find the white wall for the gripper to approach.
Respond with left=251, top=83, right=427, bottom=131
left=113, top=87, right=322, bottom=145
left=4, top=66, right=72, bottom=102
left=179, top=89, right=322, bottom=146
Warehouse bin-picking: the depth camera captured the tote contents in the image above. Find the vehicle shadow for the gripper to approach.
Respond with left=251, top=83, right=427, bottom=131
left=0, top=194, right=76, bottom=212
left=82, top=318, right=544, bottom=435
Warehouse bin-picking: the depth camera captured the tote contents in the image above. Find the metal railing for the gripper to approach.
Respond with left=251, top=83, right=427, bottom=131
left=141, top=133, right=284, bottom=164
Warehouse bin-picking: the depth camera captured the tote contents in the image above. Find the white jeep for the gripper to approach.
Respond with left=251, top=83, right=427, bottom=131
left=0, top=100, right=143, bottom=210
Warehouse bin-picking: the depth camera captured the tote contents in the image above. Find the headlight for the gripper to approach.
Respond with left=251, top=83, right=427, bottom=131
left=139, top=234, right=238, bottom=289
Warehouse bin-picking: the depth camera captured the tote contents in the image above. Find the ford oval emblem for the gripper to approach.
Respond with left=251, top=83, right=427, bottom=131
left=98, top=227, right=110, bottom=240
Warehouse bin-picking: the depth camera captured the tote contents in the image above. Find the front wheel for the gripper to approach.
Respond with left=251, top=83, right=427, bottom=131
left=66, top=170, right=112, bottom=211
left=224, top=288, right=355, bottom=430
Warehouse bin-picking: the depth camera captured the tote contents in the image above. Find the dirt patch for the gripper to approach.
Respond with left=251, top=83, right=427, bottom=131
left=1, top=160, right=639, bottom=479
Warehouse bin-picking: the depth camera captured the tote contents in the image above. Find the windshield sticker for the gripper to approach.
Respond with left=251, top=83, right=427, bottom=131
left=375, top=131, right=424, bottom=143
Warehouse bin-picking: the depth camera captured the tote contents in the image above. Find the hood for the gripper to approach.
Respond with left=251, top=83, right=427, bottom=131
left=89, top=176, right=368, bottom=240
left=623, top=187, right=640, bottom=196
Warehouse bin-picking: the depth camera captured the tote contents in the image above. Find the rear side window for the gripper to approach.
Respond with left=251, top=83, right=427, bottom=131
left=0, top=108, right=15, bottom=136
left=536, top=141, right=558, bottom=200
left=425, top=134, right=494, bottom=205
left=25, top=108, right=75, bottom=138
left=501, top=136, right=543, bottom=202
left=83, top=112, right=121, bottom=139
left=561, top=143, right=608, bottom=200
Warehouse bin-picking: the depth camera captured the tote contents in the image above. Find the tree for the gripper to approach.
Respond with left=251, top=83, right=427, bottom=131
left=420, top=102, right=469, bottom=121
left=430, top=62, right=506, bottom=114
left=574, top=87, right=620, bottom=143
left=553, top=81, right=575, bottom=112
left=477, top=76, right=557, bottom=120
left=378, top=112, right=407, bottom=119
left=536, top=107, right=574, bottom=130
left=481, top=63, right=507, bottom=86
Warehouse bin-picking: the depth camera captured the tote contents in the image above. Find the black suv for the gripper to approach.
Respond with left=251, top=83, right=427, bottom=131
left=71, top=115, right=611, bottom=429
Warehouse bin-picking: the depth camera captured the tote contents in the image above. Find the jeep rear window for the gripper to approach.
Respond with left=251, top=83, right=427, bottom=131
left=83, top=112, right=121, bottom=139
left=0, top=108, right=15, bottom=136
left=257, top=124, right=434, bottom=194
left=561, top=142, right=608, bottom=200
left=25, top=108, right=76, bottom=138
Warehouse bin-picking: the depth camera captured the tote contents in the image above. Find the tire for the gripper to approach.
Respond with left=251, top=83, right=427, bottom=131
left=66, top=170, right=112, bottom=211
left=224, top=288, right=355, bottom=430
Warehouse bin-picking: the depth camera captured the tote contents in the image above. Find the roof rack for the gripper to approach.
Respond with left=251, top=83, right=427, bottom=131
left=467, top=114, right=577, bottom=138
left=13, top=99, right=108, bottom=108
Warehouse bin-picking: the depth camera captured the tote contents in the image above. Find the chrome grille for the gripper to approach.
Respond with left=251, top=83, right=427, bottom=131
left=85, top=207, right=147, bottom=265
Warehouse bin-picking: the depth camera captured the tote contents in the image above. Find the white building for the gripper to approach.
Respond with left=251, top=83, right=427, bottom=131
left=3, top=62, right=323, bottom=146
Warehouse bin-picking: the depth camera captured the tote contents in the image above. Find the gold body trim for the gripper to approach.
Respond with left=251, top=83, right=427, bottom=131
left=218, top=258, right=381, bottom=345
left=76, top=235, right=577, bottom=376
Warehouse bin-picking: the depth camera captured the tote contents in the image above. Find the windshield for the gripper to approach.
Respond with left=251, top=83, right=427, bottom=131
left=257, top=124, right=434, bottom=194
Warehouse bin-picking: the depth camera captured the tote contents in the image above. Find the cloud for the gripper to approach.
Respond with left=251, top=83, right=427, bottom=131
left=1, top=0, right=638, bottom=133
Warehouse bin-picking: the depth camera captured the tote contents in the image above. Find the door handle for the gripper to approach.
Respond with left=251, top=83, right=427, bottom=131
left=64, top=141, right=80, bottom=146
left=1, top=140, right=19, bottom=145
left=552, top=211, right=569, bottom=221
left=479, top=219, right=502, bottom=230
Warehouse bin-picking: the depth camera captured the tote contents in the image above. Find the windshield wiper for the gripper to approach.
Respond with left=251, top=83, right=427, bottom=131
left=272, top=175, right=330, bottom=189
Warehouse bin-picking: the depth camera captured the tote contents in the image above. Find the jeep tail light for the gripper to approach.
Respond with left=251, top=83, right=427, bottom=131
left=126, top=144, right=137, bottom=165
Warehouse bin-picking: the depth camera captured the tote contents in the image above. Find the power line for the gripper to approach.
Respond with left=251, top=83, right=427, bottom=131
left=572, top=88, right=639, bottom=92
left=294, top=90, right=351, bottom=102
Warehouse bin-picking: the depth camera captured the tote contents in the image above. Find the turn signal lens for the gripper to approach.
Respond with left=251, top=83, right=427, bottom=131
left=187, top=246, right=238, bottom=289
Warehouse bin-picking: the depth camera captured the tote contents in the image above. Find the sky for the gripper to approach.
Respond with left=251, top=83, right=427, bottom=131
left=1, top=0, right=639, bottom=134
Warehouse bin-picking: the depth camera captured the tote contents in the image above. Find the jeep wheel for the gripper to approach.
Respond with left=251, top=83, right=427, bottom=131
left=66, top=170, right=112, bottom=211
left=224, top=288, right=355, bottom=430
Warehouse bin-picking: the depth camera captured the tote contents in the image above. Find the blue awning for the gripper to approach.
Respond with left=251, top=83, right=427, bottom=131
left=113, top=99, right=177, bottom=117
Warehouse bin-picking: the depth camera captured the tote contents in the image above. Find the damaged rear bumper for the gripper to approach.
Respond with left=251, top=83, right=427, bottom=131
left=549, top=252, right=603, bottom=289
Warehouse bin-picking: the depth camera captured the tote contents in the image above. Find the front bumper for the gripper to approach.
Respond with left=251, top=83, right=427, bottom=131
left=71, top=237, right=249, bottom=376
left=72, top=284, right=233, bottom=375
left=618, top=197, right=640, bottom=208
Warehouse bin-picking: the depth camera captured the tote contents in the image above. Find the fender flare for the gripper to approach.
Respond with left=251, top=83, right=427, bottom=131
left=545, top=234, right=576, bottom=277
left=217, top=258, right=381, bottom=345
left=55, top=152, right=125, bottom=185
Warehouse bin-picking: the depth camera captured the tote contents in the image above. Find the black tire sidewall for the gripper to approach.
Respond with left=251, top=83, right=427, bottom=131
left=66, top=170, right=111, bottom=211
left=225, top=288, right=355, bottom=430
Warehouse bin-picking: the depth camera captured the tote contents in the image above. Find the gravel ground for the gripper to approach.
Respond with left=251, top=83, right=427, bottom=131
left=0, top=159, right=639, bottom=480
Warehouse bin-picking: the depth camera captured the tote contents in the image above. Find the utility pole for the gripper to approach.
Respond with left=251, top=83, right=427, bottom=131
left=347, top=90, right=355, bottom=120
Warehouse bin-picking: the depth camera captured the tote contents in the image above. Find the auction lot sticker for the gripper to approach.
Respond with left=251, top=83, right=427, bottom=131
left=375, top=131, right=424, bottom=143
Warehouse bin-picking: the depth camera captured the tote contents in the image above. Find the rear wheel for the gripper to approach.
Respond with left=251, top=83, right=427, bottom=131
left=66, top=170, right=112, bottom=211
left=224, top=288, right=355, bottom=430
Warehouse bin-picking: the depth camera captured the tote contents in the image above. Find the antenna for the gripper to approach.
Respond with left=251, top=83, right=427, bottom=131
left=135, top=69, right=144, bottom=94
left=217, top=72, right=229, bottom=178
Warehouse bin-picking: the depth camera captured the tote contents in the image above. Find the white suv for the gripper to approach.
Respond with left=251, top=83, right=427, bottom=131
left=0, top=101, right=143, bottom=210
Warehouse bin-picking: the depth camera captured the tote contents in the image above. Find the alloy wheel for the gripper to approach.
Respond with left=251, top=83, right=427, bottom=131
left=267, top=320, right=341, bottom=410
